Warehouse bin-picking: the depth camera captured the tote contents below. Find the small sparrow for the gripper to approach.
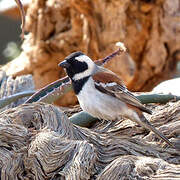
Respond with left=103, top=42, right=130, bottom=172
left=59, top=51, right=174, bottom=147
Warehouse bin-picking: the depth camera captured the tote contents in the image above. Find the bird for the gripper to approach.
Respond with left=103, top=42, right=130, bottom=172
left=59, top=51, right=174, bottom=148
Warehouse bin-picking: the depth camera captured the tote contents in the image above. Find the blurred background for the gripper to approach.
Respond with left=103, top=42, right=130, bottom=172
left=0, top=15, right=21, bottom=64
left=0, top=0, right=28, bottom=64
left=0, top=0, right=180, bottom=106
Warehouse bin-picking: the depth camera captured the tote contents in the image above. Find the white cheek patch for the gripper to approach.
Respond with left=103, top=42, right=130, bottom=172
left=73, top=55, right=96, bottom=81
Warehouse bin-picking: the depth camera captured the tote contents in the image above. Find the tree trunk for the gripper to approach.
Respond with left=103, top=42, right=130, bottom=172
left=2, top=0, right=180, bottom=106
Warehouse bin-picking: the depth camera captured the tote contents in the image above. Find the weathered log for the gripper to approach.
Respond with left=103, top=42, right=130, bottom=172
left=0, top=102, right=180, bottom=179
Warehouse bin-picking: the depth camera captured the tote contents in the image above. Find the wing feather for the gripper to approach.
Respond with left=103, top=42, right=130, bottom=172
left=93, top=69, right=152, bottom=114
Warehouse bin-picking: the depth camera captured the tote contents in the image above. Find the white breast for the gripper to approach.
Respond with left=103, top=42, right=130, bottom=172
left=77, top=78, right=127, bottom=120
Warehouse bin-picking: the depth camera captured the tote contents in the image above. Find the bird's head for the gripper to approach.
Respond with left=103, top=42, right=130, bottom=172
left=59, top=51, right=96, bottom=81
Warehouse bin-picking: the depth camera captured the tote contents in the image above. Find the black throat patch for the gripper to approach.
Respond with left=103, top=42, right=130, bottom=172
left=72, top=76, right=90, bottom=94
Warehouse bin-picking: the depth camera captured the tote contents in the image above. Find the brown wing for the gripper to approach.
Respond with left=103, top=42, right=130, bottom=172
left=93, top=69, right=152, bottom=114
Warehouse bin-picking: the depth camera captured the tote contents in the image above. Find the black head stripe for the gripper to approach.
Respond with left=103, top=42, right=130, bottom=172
left=63, top=51, right=89, bottom=79
left=66, top=61, right=88, bottom=79
left=65, top=51, right=84, bottom=61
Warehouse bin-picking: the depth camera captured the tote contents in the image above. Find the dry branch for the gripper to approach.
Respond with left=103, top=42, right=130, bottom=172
left=14, top=0, right=25, bottom=39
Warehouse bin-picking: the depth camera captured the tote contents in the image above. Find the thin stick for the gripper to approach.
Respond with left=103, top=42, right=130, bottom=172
left=14, top=0, right=25, bottom=39
left=95, top=42, right=126, bottom=66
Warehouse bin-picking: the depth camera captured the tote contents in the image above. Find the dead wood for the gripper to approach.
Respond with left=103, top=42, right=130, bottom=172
left=0, top=70, right=35, bottom=112
left=0, top=101, right=180, bottom=179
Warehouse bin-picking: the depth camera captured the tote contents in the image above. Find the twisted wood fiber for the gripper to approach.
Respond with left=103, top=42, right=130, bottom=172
left=0, top=101, right=180, bottom=179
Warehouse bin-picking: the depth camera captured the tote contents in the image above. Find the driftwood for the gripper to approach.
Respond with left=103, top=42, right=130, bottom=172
left=0, top=101, right=180, bottom=179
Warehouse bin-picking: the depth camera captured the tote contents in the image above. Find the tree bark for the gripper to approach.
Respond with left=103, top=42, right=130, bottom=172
left=2, top=0, right=180, bottom=106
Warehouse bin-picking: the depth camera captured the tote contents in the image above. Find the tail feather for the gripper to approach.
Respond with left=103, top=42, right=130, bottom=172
left=139, top=106, right=152, bottom=115
left=131, top=113, right=174, bottom=148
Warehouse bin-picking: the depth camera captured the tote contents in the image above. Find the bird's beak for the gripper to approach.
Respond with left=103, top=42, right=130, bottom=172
left=58, top=60, right=70, bottom=68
